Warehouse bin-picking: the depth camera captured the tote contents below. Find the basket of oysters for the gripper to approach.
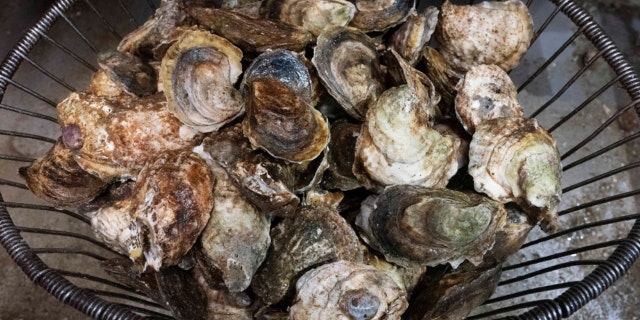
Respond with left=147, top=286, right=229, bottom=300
left=3, top=0, right=640, bottom=319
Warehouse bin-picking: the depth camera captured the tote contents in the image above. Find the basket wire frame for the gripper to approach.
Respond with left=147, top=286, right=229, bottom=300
left=1, top=0, right=639, bottom=319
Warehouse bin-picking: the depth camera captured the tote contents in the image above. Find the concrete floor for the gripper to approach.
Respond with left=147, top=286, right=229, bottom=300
left=0, top=0, right=639, bottom=319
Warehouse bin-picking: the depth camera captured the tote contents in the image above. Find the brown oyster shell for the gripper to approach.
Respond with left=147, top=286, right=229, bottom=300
left=160, top=29, right=244, bottom=132
left=57, top=92, right=201, bottom=181
left=356, top=185, right=507, bottom=268
left=435, top=0, right=534, bottom=72
left=421, top=46, right=464, bottom=116
left=193, top=264, right=255, bottom=319
left=19, top=139, right=107, bottom=208
left=389, top=6, right=439, bottom=66
left=349, top=0, right=414, bottom=32
left=290, top=260, right=409, bottom=320
left=97, top=51, right=157, bottom=97
left=312, top=26, right=384, bottom=121
left=251, top=203, right=364, bottom=305
left=455, top=64, right=523, bottom=134
left=186, top=6, right=313, bottom=53
left=469, top=117, right=562, bottom=233
left=321, top=119, right=362, bottom=191
left=260, top=0, right=356, bottom=36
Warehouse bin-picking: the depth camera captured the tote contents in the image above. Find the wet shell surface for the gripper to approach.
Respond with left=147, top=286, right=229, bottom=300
left=435, top=0, right=534, bottom=72
left=290, top=260, right=409, bottom=320
left=260, top=0, right=356, bottom=36
left=160, top=29, right=244, bottom=132
left=349, top=0, right=414, bottom=32
left=469, top=117, right=562, bottom=233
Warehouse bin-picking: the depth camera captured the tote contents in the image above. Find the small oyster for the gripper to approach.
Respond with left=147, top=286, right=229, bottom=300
left=353, top=84, right=459, bottom=190
left=251, top=203, right=364, bottom=305
left=186, top=6, right=313, bottom=53
left=196, top=125, right=300, bottom=217
left=117, top=0, right=189, bottom=59
left=435, top=0, right=534, bottom=72
left=312, top=26, right=384, bottom=120
left=160, top=29, right=244, bottom=132
left=290, top=260, right=408, bottom=320
left=421, top=46, right=463, bottom=115
left=19, top=139, right=107, bottom=208
left=349, top=0, right=414, bottom=32
left=57, top=92, right=200, bottom=181
left=260, top=0, right=356, bottom=36
left=469, top=117, right=562, bottom=233
left=321, top=119, right=362, bottom=191
left=404, top=262, right=502, bottom=320
left=455, top=64, right=523, bottom=134
left=198, top=163, right=270, bottom=292
left=389, top=6, right=439, bottom=66
left=97, top=51, right=157, bottom=97
left=356, top=185, right=507, bottom=268
left=243, top=78, right=329, bottom=163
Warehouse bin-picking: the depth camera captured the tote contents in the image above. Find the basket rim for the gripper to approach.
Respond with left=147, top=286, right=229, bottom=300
left=0, top=0, right=639, bottom=319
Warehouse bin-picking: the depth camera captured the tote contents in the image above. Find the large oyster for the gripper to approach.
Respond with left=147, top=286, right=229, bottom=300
left=469, top=117, right=562, bottom=233
left=435, top=0, right=534, bottom=72
left=160, top=29, right=244, bottom=132
left=57, top=92, right=200, bottom=181
left=251, top=203, right=364, bottom=305
left=356, top=185, right=507, bottom=268
left=19, top=139, right=107, bottom=208
left=349, top=0, right=414, bottom=32
left=455, top=64, right=523, bottom=134
left=312, top=26, right=384, bottom=120
left=260, top=0, right=356, bottom=36
left=290, top=260, right=409, bottom=320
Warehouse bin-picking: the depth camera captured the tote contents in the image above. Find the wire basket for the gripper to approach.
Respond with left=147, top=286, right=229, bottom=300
left=1, top=0, right=639, bottom=319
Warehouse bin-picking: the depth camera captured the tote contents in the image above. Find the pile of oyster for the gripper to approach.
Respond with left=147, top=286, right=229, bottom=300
left=20, top=0, right=563, bottom=318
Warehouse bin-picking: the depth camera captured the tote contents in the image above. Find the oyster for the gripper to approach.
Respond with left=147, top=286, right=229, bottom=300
left=290, top=260, right=408, bottom=320
left=186, top=6, right=313, bottom=53
left=198, top=163, right=270, bottom=292
left=421, top=46, right=463, bottom=115
left=435, top=0, right=534, bottom=72
left=455, top=64, right=523, bottom=134
left=356, top=185, right=507, bottom=268
left=404, top=262, right=502, bottom=320
left=353, top=84, right=459, bottom=190
left=251, top=203, right=364, bottom=305
left=160, top=29, right=244, bottom=132
left=89, top=190, right=141, bottom=259
left=469, top=117, right=562, bottom=233
left=243, top=78, right=329, bottom=163
left=193, top=263, right=254, bottom=319
left=364, top=250, right=426, bottom=297
left=481, top=203, right=534, bottom=266
left=196, top=125, right=300, bottom=217
left=87, top=70, right=125, bottom=98
left=57, top=92, right=200, bottom=181
left=260, top=0, right=356, bottom=36
left=321, top=119, right=362, bottom=191
left=117, top=0, right=189, bottom=59
left=19, top=139, right=107, bottom=208
left=97, top=51, right=157, bottom=97
left=312, top=26, right=384, bottom=120
left=349, top=0, right=414, bottom=32
left=389, top=6, right=439, bottom=66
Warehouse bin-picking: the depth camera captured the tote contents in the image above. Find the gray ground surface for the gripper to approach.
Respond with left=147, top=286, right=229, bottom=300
left=0, top=0, right=639, bottom=319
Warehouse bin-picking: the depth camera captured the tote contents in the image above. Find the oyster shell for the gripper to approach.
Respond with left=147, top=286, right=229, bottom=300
left=290, top=260, right=408, bottom=320
left=356, top=185, right=507, bottom=268
left=186, top=6, right=313, bottom=53
left=193, top=264, right=254, bottom=320
left=349, top=0, right=414, bottom=32
left=312, top=26, right=384, bottom=120
left=196, top=125, right=300, bottom=217
left=243, top=78, right=329, bottom=163
left=364, top=250, right=426, bottom=297
left=389, top=6, right=439, bottom=66
left=19, top=139, right=107, bottom=208
left=481, top=203, right=534, bottom=266
left=87, top=70, right=125, bottom=98
left=97, top=51, right=157, bottom=97
left=321, top=119, right=362, bottom=191
left=421, top=46, right=463, bottom=116
left=404, top=262, right=502, bottom=320
left=260, top=0, right=356, bottom=36
left=198, top=162, right=270, bottom=292
left=435, top=0, right=534, bottom=72
left=89, top=191, right=141, bottom=259
left=160, top=29, right=244, bottom=132
left=251, top=203, right=364, bottom=305
left=353, top=84, right=459, bottom=190
left=57, top=92, right=201, bottom=181
left=469, top=117, right=562, bottom=233
left=117, top=0, right=189, bottom=59
left=455, top=64, right=523, bottom=134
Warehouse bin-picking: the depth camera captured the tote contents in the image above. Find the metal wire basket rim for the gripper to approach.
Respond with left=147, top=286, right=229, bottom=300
left=0, top=0, right=639, bottom=319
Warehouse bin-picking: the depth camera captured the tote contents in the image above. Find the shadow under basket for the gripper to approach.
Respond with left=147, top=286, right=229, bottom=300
left=1, top=0, right=640, bottom=319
